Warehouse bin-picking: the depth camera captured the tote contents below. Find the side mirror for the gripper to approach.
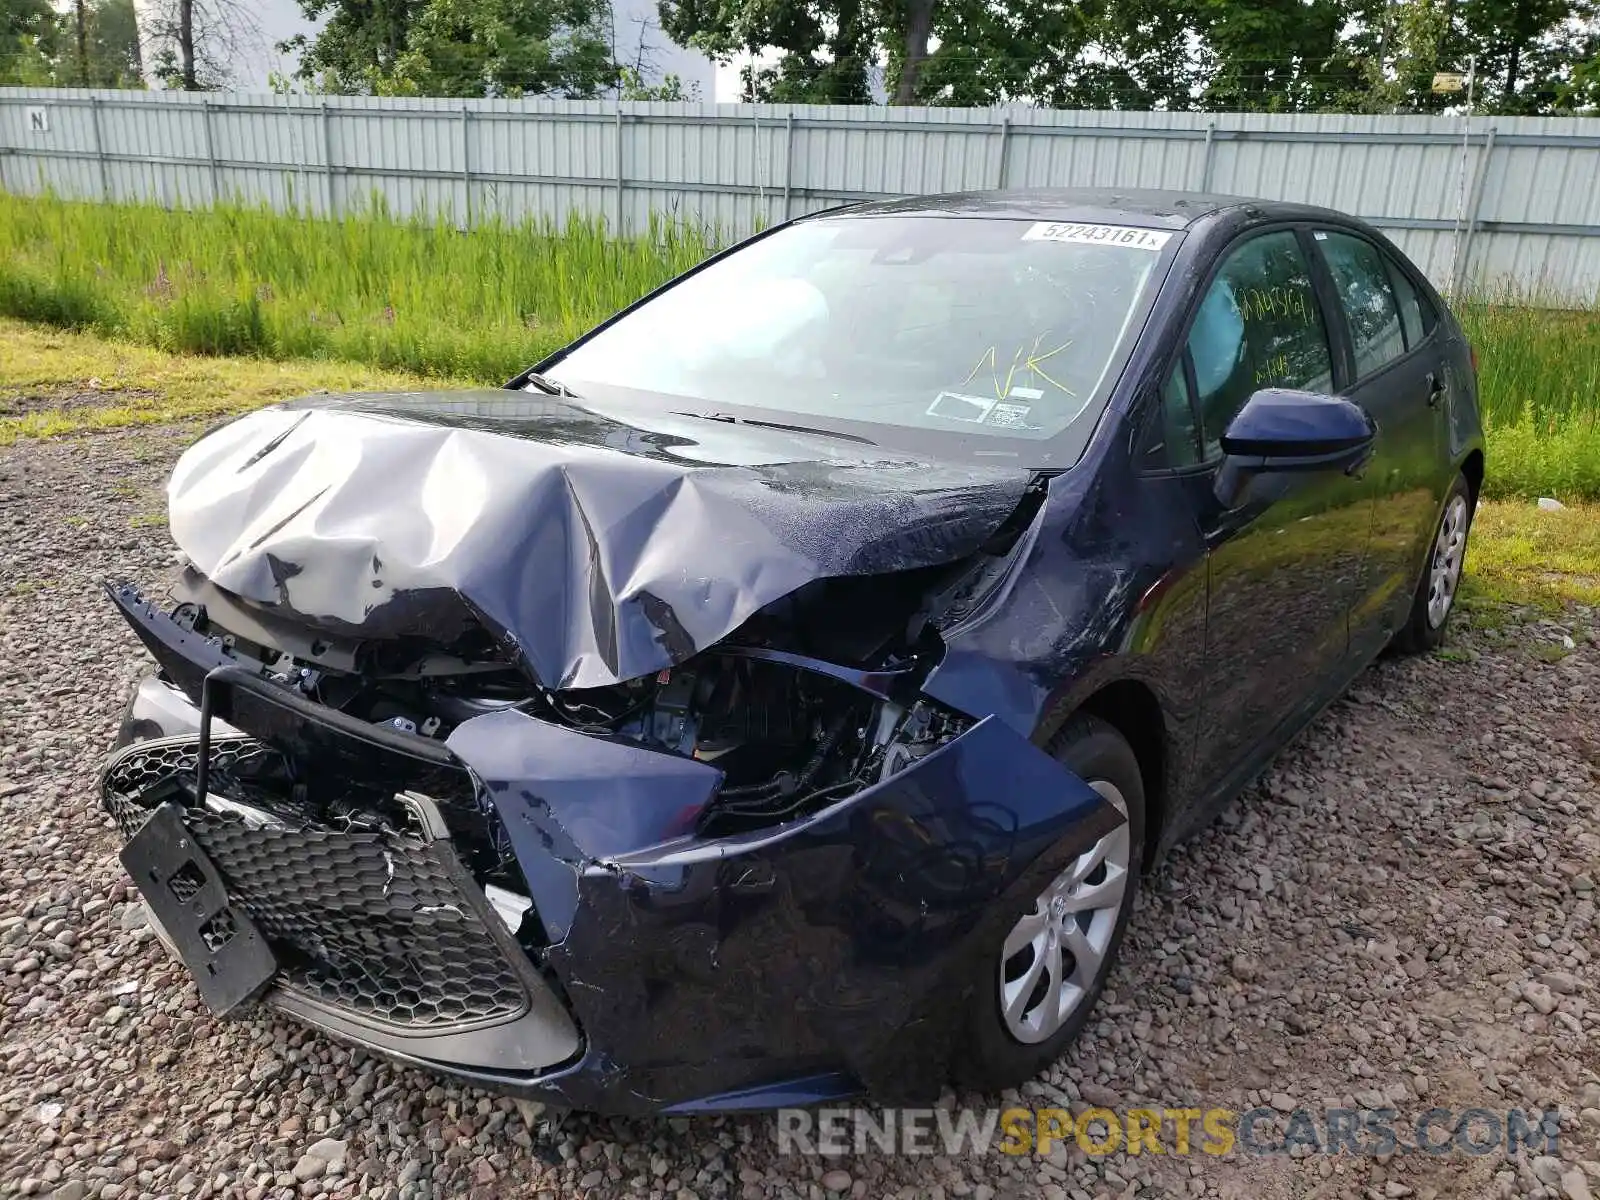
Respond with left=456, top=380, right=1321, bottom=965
left=1215, top=388, right=1376, bottom=507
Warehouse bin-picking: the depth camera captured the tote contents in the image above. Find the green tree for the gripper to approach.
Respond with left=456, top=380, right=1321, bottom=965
left=285, top=0, right=619, bottom=96
left=657, top=0, right=1208, bottom=107
left=1558, top=30, right=1600, bottom=110
left=0, top=0, right=62, bottom=85
left=1450, top=0, right=1596, bottom=113
left=655, top=0, right=1598, bottom=113
left=84, top=0, right=143, bottom=86
left=1333, top=0, right=1452, bottom=112
left=387, top=0, right=616, bottom=96
left=283, top=0, right=425, bottom=92
left=618, top=64, right=699, bottom=98
left=906, top=0, right=1094, bottom=106
left=1342, top=0, right=1600, bottom=114
left=658, top=0, right=876, bottom=101
left=1192, top=0, right=1354, bottom=111
left=910, top=0, right=1204, bottom=108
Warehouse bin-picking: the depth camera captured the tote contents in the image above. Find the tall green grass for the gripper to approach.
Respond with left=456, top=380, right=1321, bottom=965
left=1456, top=300, right=1600, bottom=498
left=1, top=192, right=1598, bottom=499
left=0, top=193, right=715, bottom=381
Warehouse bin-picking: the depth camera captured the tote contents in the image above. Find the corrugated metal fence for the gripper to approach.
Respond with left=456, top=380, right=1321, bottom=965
left=4, top=87, right=1600, bottom=303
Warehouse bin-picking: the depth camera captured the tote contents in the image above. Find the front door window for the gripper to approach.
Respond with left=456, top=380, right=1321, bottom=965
left=1187, top=230, right=1335, bottom=458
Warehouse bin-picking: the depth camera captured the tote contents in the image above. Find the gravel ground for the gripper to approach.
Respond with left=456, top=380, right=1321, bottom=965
left=1, top=427, right=1598, bottom=1200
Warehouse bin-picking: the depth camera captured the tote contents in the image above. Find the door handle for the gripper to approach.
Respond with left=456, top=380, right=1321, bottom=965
left=1426, top=372, right=1447, bottom=408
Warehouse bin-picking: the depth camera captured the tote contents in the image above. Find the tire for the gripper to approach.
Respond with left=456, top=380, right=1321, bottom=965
left=1392, top=472, right=1474, bottom=654
left=953, top=713, right=1145, bottom=1093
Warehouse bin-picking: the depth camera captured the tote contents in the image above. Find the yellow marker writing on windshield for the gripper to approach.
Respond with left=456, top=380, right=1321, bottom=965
left=962, top=334, right=1077, bottom=401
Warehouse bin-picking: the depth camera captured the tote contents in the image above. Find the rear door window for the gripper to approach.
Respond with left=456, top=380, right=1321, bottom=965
left=1386, top=259, right=1433, bottom=349
left=1315, top=230, right=1407, bottom=377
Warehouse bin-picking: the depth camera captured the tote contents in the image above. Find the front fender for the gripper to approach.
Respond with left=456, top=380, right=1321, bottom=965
left=447, top=711, right=1121, bottom=1109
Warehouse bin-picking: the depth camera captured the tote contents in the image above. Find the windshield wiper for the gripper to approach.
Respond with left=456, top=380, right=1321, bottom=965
left=671, top=411, right=876, bottom=446
left=522, top=371, right=581, bottom=399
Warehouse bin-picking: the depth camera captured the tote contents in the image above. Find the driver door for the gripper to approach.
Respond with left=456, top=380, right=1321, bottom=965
left=1165, top=228, right=1373, bottom=796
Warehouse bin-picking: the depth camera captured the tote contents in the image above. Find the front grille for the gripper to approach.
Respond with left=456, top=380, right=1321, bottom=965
left=103, top=737, right=533, bottom=1032
left=103, top=735, right=267, bottom=822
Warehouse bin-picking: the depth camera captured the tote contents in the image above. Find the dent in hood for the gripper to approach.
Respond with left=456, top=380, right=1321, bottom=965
left=167, top=391, right=1034, bottom=689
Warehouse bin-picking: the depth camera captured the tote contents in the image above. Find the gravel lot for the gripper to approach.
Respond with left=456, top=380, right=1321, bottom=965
left=1, top=427, right=1597, bottom=1200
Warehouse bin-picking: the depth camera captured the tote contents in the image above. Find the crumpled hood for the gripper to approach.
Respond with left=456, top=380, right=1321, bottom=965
left=166, top=390, right=1034, bottom=689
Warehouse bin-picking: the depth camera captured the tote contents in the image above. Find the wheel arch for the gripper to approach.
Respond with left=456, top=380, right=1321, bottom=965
left=1403, top=450, right=1483, bottom=603
left=1459, top=448, right=1484, bottom=507
left=1066, top=679, right=1168, bottom=870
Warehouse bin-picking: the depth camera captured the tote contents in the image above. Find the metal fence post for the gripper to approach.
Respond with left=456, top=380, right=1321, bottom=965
left=995, top=115, right=1012, bottom=188
left=753, top=107, right=764, bottom=227
left=782, top=111, right=795, bottom=220
left=201, top=99, right=220, bottom=205
left=462, top=105, right=473, bottom=228
left=1453, top=126, right=1497, bottom=298
left=614, top=105, right=625, bottom=235
left=1200, top=122, right=1216, bottom=192
left=89, top=95, right=110, bottom=202
left=321, top=102, right=337, bottom=217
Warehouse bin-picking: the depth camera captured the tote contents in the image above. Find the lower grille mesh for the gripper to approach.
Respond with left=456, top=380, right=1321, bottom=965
left=103, top=738, right=532, bottom=1032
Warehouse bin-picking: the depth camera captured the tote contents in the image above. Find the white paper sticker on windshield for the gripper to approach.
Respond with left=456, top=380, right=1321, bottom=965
left=927, top=391, right=998, bottom=423
left=1022, top=222, right=1171, bottom=251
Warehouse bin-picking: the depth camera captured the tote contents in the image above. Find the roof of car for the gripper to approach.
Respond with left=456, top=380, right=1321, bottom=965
left=824, top=187, right=1344, bottom=230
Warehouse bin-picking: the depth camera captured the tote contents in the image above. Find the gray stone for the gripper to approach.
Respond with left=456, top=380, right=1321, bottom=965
left=1079, top=1083, right=1120, bottom=1107
left=305, top=1139, right=347, bottom=1165
left=1533, top=1157, right=1566, bottom=1188
left=1524, top=983, right=1558, bottom=1015
left=1545, top=971, right=1580, bottom=995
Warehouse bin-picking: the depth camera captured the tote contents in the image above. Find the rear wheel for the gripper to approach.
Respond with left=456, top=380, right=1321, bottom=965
left=954, top=714, right=1144, bottom=1092
left=1392, top=472, right=1473, bottom=654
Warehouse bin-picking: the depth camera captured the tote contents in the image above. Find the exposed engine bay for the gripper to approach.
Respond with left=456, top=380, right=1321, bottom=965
left=127, top=546, right=1020, bottom=845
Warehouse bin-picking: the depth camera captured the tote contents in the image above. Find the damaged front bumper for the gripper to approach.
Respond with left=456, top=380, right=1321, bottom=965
left=106, top=590, right=1119, bottom=1115
left=104, top=732, right=582, bottom=1072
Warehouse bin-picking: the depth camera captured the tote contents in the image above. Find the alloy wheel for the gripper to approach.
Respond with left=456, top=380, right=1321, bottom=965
left=1426, top=494, right=1469, bottom=629
left=998, top=780, right=1132, bottom=1044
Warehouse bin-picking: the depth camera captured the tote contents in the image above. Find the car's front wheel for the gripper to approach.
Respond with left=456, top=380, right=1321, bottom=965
left=954, top=714, right=1144, bottom=1092
left=1392, top=472, right=1474, bottom=654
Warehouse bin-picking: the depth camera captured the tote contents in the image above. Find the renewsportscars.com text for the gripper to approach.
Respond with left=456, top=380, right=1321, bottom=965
left=775, top=1106, right=1560, bottom=1159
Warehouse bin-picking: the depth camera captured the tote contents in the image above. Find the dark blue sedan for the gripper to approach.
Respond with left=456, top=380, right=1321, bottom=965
left=103, top=188, right=1482, bottom=1114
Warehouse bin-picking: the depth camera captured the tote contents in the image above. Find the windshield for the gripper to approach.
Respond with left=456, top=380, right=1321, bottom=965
left=542, top=215, right=1174, bottom=461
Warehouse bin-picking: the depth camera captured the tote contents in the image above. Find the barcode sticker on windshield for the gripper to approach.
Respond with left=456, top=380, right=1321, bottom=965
left=985, top=402, right=1038, bottom=429
left=1022, top=222, right=1171, bottom=251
